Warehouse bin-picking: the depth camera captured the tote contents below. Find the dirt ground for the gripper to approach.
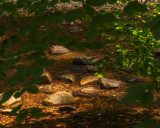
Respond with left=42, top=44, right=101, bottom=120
left=0, top=17, right=160, bottom=128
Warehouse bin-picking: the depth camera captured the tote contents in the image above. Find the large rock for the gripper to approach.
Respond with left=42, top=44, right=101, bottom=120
left=0, top=93, right=21, bottom=107
left=80, top=76, right=99, bottom=85
left=43, top=92, right=74, bottom=106
left=50, top=45, right=69, bottom=55
left=99, top=77, right=123, bottom=89
left=65, top=67, right=86, bottom=73
left=74, top=87, right=100, bottom=97
left=40, top=68, right=53, bottom=84
left=73, top=56, right=99, bottom=65
left=60, top=74, right=77, bottom=82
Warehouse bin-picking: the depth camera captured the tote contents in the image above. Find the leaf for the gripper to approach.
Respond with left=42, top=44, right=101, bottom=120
left=140, top=91, right=153, bottom=106
left=26, top=85, right=39, bottom=94
left=0, top=89, right=17, bottom=104
left=121, top=84, right=148, bottom=105
left=86, top=0, right=107, bottom=6
left=0, top=72, right=6, bottom=81
left=48, top=0, right=58, bottom=7
left=86, top=27, right=98, bottom=42
left=30, top=108, right=45, bottom=118
left=98, top=13, right=117, bottom=23
left=10, top=105, right=22, bottom=116
left=34, top=57, right=56, bottom=67
left=16, top=109, right=28, bottom=123
left=124, top=1, right=147, bottom=15
left=60, top=0, right=70, bottom=3
left=45, top=11, right=64, bottom=27
left=86, top=42, right=105, bottom=49
left=84, top=5, right=96, bottom=16
left=134, top=119, right=156, bottom=128
left=65, top=8, right=85, bottom=23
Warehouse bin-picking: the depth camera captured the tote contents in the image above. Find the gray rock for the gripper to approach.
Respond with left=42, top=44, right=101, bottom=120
left=65, top=67, right=86, bottom=73
left=50, top=45, right=69, bottom=55
left=0, top=93, right=21, bottom=107
left=74, top=87, right=100, bottom=97
left=70, top=27, right=80, bottom=34
left=60, top=74, right=77, bottom=82
left=99, top=77, right=123, bottom=89
left=43, top=92, right=74, bottom=106
left=85, top=65, right=98, bottom=72
left=73, top=56, right=99, bottom=65
left=80, top=76, right=99, bottom=85
left=40, top=68, right=53, bottom=84
left=38, top=84, right=53, bottom=94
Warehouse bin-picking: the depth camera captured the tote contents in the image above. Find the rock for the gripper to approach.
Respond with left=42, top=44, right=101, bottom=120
left=0, top=109, right=18, bottom=115
left=0, top=93, right=21, bottom=107
left=70, top=27, right=80, bottom=34
left=73, top=56, right=99, bottom=65
left=65, top=67, right=86, bottom=73
left=40, top=68, right=53, bottom=84
left=74, top=87, right=100, bottom=97
left=99, top=77, right=123, bottom=89
left=43, top=92, right=74, bottom=106
left=80, top=76, right=99, bottom=85
left=121, top=77, right=143, bottom=83
left=85, top=65, right=98, bottom=72
left=59, top=106, right=77, bottom=112
left=60, top=74, right=77, bottom=82
left=38, top=84, right=53, bottom=94
left=50, top=45, right=69, bottom=55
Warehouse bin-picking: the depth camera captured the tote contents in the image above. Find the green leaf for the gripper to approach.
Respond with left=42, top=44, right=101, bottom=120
left=30, top=108, right=45, bottom=118
left=121, top=84, right=148, bottom=105
left=65, top=8, right=85, bottom=23
left=72, top=0, right=83, bottom=1
left=140, top=91, right=153, bottom=106
left=98, top=13, right=117, bottom=23
left=124, top=1, right=147, bottom=15
left=86, top=27, right=98, bottom=42
left=60, top=0, right=70, bottom=3
left=48, top=28, right=63, bottom=41
left=45, top=11, right=64, bottom=27
left=84, top=5, right=96, bottom=16
left=134, top=119, right=156, bottom=128
left=26, top=52, right=45, bottom=60
left=86, top=42, right=105, bottom=49
left=0, top=72, right=6, bottom=81
left=2, top=2, right=16, bottom=12
left=48, top=0, right=58, bottom=7
left=10, top=105, right=22, bottom=116
left=16, top=109, right=28, bottom=123
left=34, top=57, right=56, bottom=67
left=0, top=89, right=17, bottom=104
left=86, top=0, right=107, bottom=6
left=26, top=85, right=39, bottom=94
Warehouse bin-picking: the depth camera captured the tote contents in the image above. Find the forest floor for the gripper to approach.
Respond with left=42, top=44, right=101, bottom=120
left=0, top=7, right=160, bottom=128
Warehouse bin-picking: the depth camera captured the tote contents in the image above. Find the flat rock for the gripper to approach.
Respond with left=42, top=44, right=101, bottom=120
left=85, top=65, right=98, bottom=72
left=60, top=74, right=77, bottom=82
left=43, top=92, right=74, bottom=106
left=73, top=56, right=99, bottom=65
left=80, top=76, right=99, bottom=85
left=0, top=109, right=18, bottom=115
left=38, top=84, right=53, bottom=94
left=70, top=27, right=80, bottom=34
left=40, top=68, right=53, bottom=84
left=0, top=93, right=21, bottom=107
left=74, top=87, right=100, bottom=97
left=59, top=106, right=77, bottom=112
left=99, top=77, right=123, bottom=89
left=50, top=45, right=69, bottom=55
left=65, top=67, right=86, bottom=73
